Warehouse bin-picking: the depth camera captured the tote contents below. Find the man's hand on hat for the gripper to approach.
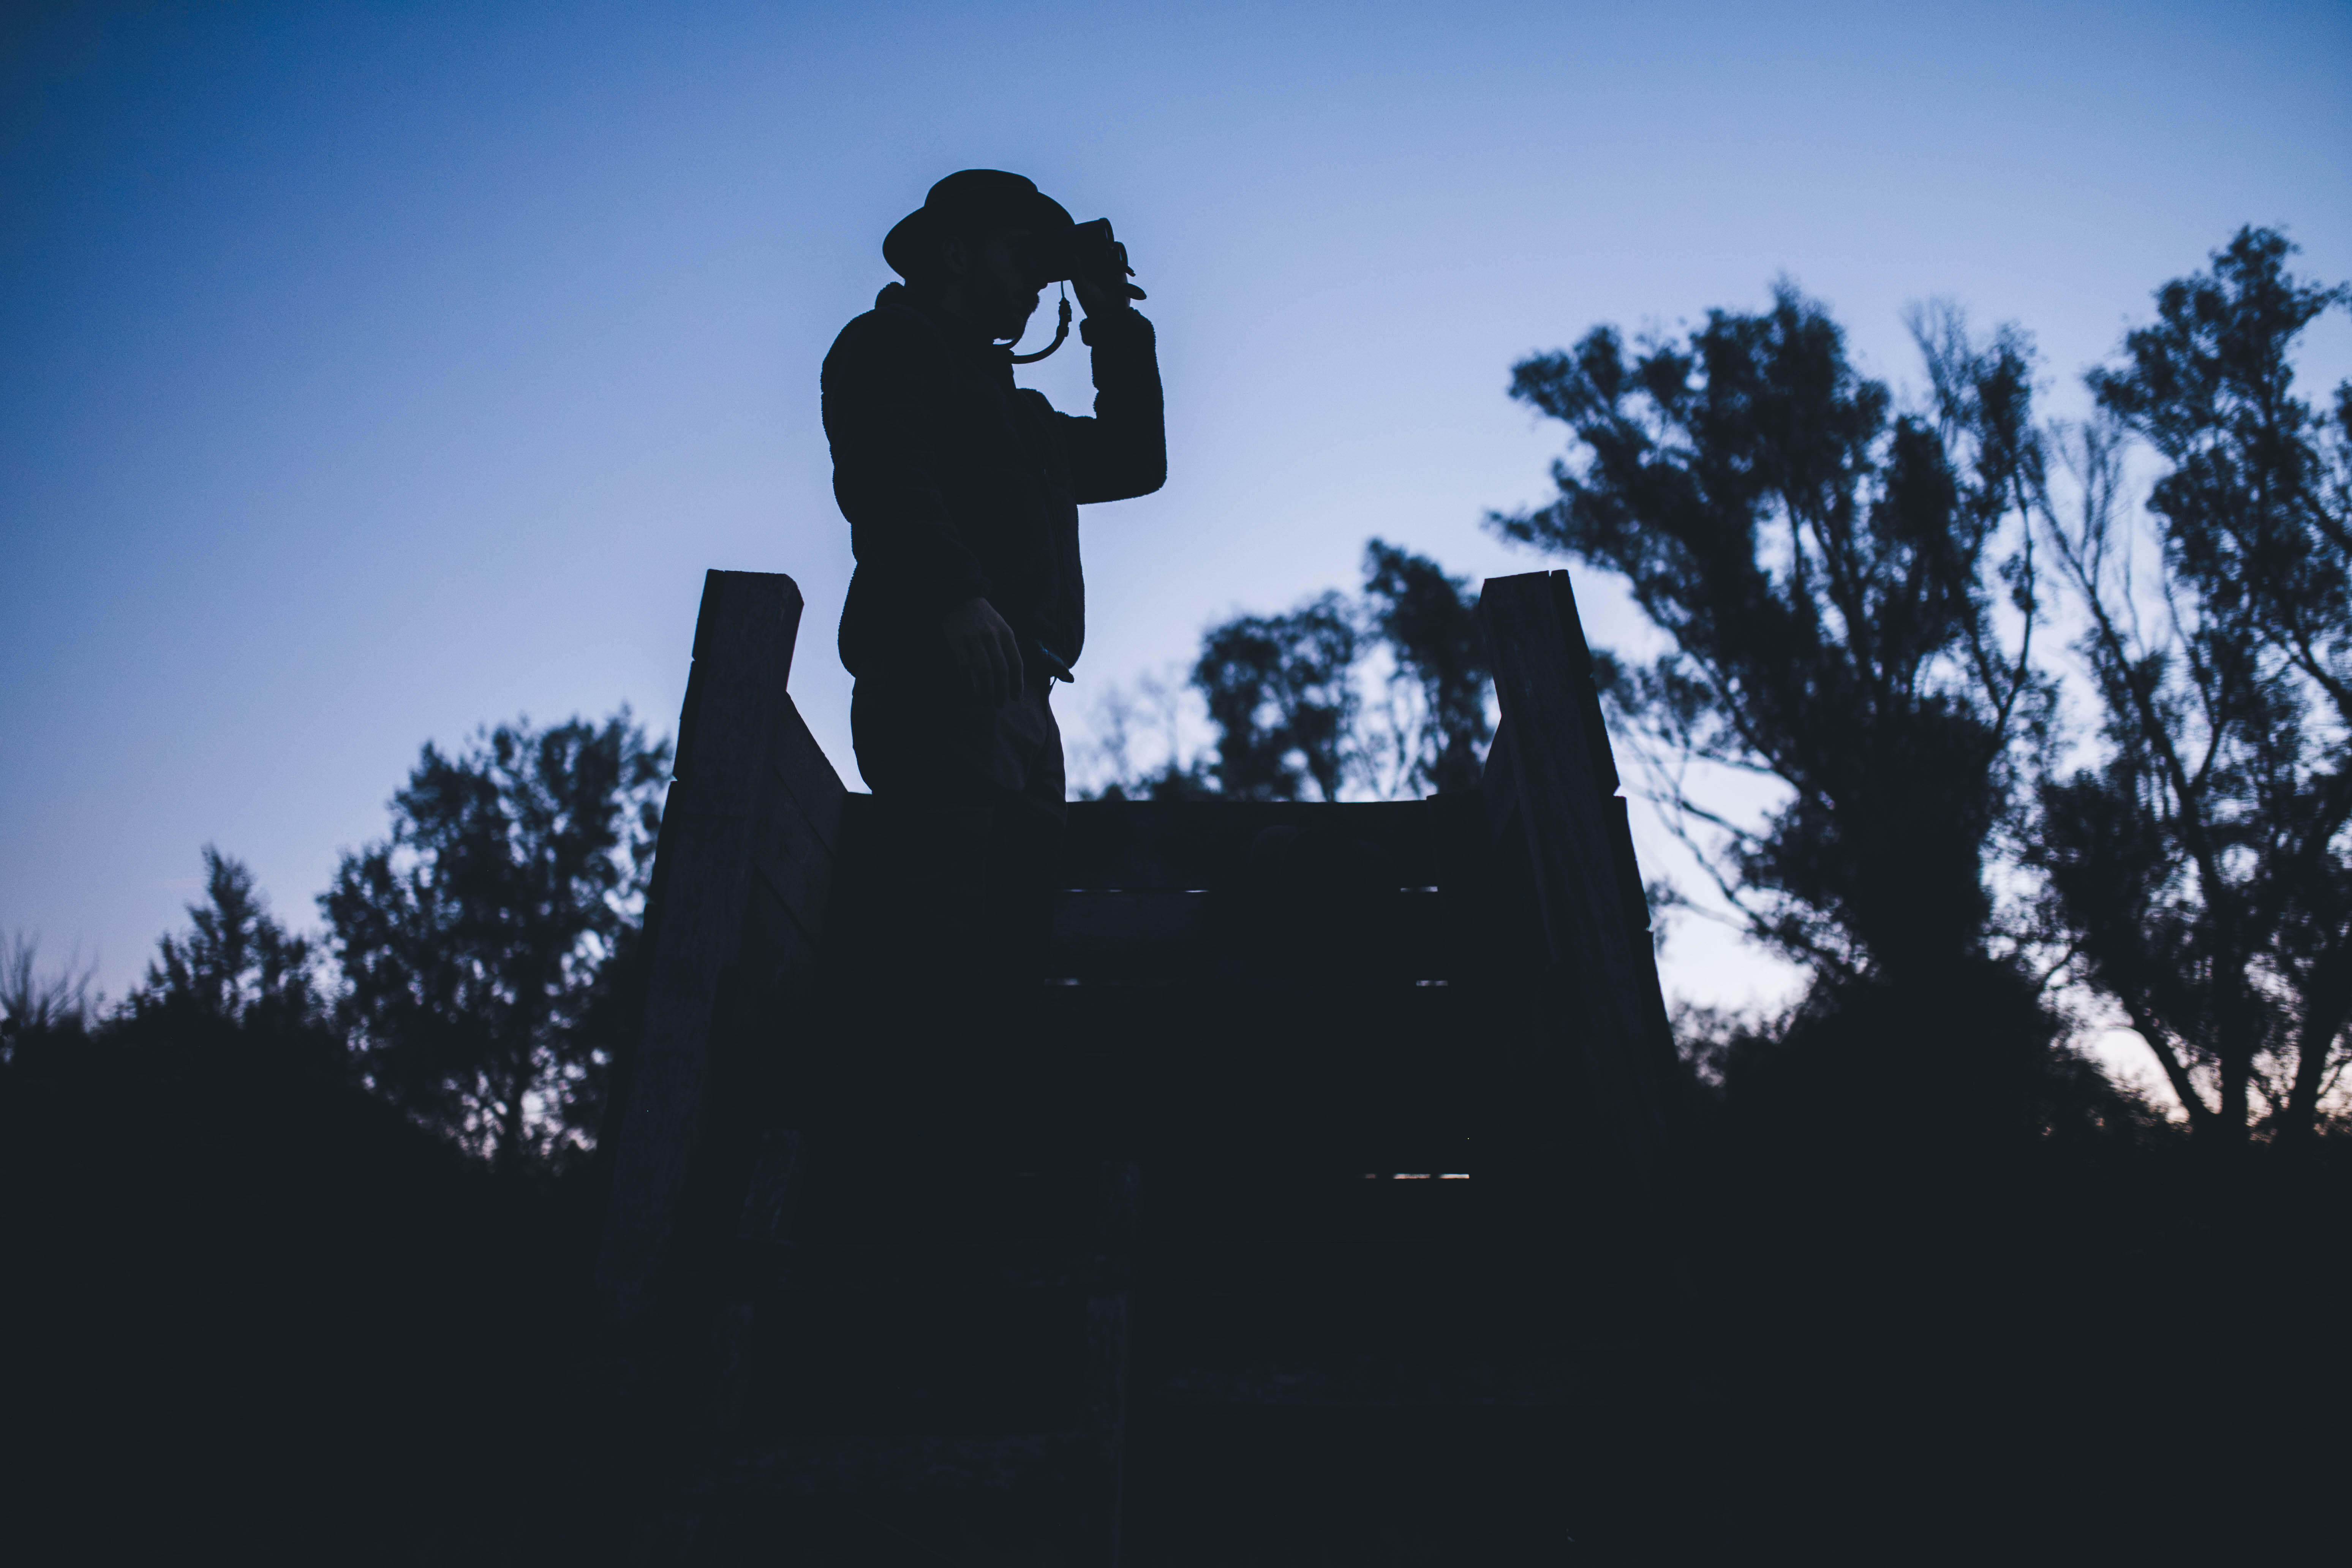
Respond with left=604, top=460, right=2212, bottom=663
left=1069, top=243, right=1134, bottom=319
left=942, top=596, right=1024, bottom=707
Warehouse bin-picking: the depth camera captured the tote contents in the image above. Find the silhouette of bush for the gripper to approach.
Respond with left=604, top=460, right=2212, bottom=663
left=0, top=1009, right=590, bottom=1561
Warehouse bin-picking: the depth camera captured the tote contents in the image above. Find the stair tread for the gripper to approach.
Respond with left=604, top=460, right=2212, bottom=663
left=735, top=1234, right=1119, bottom=1295
left=670, top=1429, right=1112, bottom=1500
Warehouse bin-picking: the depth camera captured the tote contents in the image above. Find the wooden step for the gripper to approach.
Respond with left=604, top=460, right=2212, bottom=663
left=1134, top=1350, right=1726, bottom=1408
left=1024, top=982, right=1188, bottom=1056
left=1047, top=890, right=1210, bottom=980
left=766, top=1356, right=1076, bottom=1408
left=1023, top=980, right=1463, bottom=1057
left=1046, top=888, right=1448, bottom=981
left=1061, top=798, right=1441, bottom=890
left=568, top=1350, right=1076, bottom=1414
left=731, top=1234, right=1122, bottom=1295
left=576, top=1344, right=1707, bottom=1416
left=1143, top=1237, right=1475, bottom=1296
left=670, top=1430, right=1112, bottom=1500
left=733, top=1234, right=1484, bottom=1300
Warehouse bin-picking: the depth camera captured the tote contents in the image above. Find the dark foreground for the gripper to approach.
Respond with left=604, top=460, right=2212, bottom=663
left=3, top=1008, right=2343, bottom=1566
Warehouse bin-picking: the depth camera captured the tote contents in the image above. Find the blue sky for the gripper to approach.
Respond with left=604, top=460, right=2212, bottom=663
left=5, top=0, right=2348, bottom=1015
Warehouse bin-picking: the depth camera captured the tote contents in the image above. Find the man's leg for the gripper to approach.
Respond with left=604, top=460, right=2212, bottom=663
left=850, top=657, right=1065, bottom=1146
left=851, top=657, right=999, bottom=1134
left=978, top=676, right=1069, bottom=1064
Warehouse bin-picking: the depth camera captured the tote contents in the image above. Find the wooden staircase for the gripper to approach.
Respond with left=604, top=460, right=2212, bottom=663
left=534, top=569, right=1738, bottom=1565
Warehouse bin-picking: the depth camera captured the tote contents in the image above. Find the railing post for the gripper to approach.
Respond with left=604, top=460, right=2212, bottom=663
left=1478, top=571, right=1702, bottom=1324
left=596, top=570, right=807, bottom=1337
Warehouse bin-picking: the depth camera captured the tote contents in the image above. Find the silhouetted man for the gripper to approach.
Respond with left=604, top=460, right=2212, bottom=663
left=824, top=170, right=1165, bottom=1129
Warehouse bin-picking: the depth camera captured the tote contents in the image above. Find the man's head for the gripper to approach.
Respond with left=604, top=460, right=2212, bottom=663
left=886, top=170, right=1071, bottom=342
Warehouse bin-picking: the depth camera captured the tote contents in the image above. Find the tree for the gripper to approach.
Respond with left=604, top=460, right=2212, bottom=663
left=1492, top=288, right=2049, bottom=989
left=1087, top=545, right=1491, bottom=805
left=0, top=933, right=96, bottom=1056
left=122, top=846, right=324, bottom=1036
left=322, top=712, right=669, bottom=1171
left=1082, top=670, right=1218, bottom=801
left=2033, top=228, right=2352, bottom=1146
left=1361, top=539, right=1492, bottom=796
left=1192, top=591, right=1361, bottom=800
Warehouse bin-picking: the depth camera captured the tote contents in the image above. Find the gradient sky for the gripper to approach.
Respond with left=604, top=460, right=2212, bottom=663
left=5, top=0, right=2348, bottom=1029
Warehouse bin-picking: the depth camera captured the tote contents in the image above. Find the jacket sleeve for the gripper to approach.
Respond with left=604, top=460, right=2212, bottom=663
left=822, top=313, right=991, bottom=621
left=1062, top=309, right=1167, bottom=504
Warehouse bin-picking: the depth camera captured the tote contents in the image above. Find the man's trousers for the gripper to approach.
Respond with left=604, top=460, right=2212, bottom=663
left=849, top=648, right=1066, bottom=1125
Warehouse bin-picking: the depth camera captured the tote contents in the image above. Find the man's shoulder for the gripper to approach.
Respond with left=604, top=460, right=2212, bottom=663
left=824, top=289, right=939, bottom=376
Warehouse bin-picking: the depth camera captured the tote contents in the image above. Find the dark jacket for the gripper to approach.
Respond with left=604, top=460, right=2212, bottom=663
left=824, top=283, right=1165, bottom=679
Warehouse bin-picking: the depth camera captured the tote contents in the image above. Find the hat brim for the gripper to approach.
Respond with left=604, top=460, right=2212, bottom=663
left=883, top=188, right=1073, bottom=279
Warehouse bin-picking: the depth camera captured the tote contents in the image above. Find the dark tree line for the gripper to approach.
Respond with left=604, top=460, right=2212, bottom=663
left=3, top=711, right=669, bottom=1172
left=0, top=714, right=669, bottom=1555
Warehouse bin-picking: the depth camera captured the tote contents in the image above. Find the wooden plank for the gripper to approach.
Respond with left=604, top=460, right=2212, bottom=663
left=575, top=1336, right=1705, bottom=1411
left=563, top=1343, right=696, bottom=1410
left=985, top=1110, right=1473, bottom=1178
left=1045, top=889, right=1448, bottom=981
left=1141, top=1237, right=1471, bottom=1296
left=1466, top=808, right=1579, bottom=1164
left=596, top=570, right=807, bottom=1337
left=1060, top=798, right=1440, bottom=890
left=1025, top=983, right=1188, bottom=1056
left=814, top=790, right=883, bottom=1001
left=736, top=876, right=822, bottom=1003
left=1047, top=890, right=1210, bottom=978
left=766, top=1358, right=1077, bottom=1408
left=793, top=1505, right=970, bottom=1568
left=567, top=1353, right=1077, bottom=1412
left=1133, top=1350, right=1726, bottom=1409
left=531, top=1424, right=641, bottom=1568
left=1481, top=719, right=1519, bottom=852
left=1478, top=571, right=1698, bottom=1350
left=770, top=695, right=845, bottom=851
left=1007, top=989, right=1476, bottom=1171
left=747, top=778, right=833, bottom=949
left=672, top=1432, right=1110, bottom=1500
left=1024, top=978, right=1462, bottom=1059
left=694, top=1130, right=809, bottom=1432
left=1081, top=1161, right=1141, bottom=1568
left=732, top=1234, right=1116, bottom=1295
left=1432, top=790, right=1506, bottom=1176
left=1134, top=1173, right=1483, bottom=1247
left=726, top=1351, right=1723, bottom=1413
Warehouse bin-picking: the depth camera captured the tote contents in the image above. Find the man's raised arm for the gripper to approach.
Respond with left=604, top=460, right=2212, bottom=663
left=1064, top=289, right=1166, bottom=505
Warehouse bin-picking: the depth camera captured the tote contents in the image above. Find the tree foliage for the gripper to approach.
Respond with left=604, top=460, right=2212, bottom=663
left=321, top=712, right=669, bottom=1170
left=2035, top=227, right=2352, bottom=1145
left=122, top=846, right=324, bottom=1037
left=1191, top=591, right=1361, bottom=800
left=1361, top=539, right=1493, bottom=796
left=1493, top=288, right=2048, bottom=986
left=0, top=933, right=96, bottom=1054
left=1094, top=543, right=1492, bottom=804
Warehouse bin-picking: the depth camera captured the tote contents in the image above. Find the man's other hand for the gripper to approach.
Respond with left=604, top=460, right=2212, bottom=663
left=1070, top=243, right=1134, bottom=319
left=941, top=596, right=1024, bottom=705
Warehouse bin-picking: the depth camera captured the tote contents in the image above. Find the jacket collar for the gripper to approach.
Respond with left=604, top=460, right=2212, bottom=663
left=878, top=283, right=1015, bottom=377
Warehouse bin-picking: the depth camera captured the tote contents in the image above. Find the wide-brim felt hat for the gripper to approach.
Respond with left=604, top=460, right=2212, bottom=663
left=884, top=169, right=1073, bottom=278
